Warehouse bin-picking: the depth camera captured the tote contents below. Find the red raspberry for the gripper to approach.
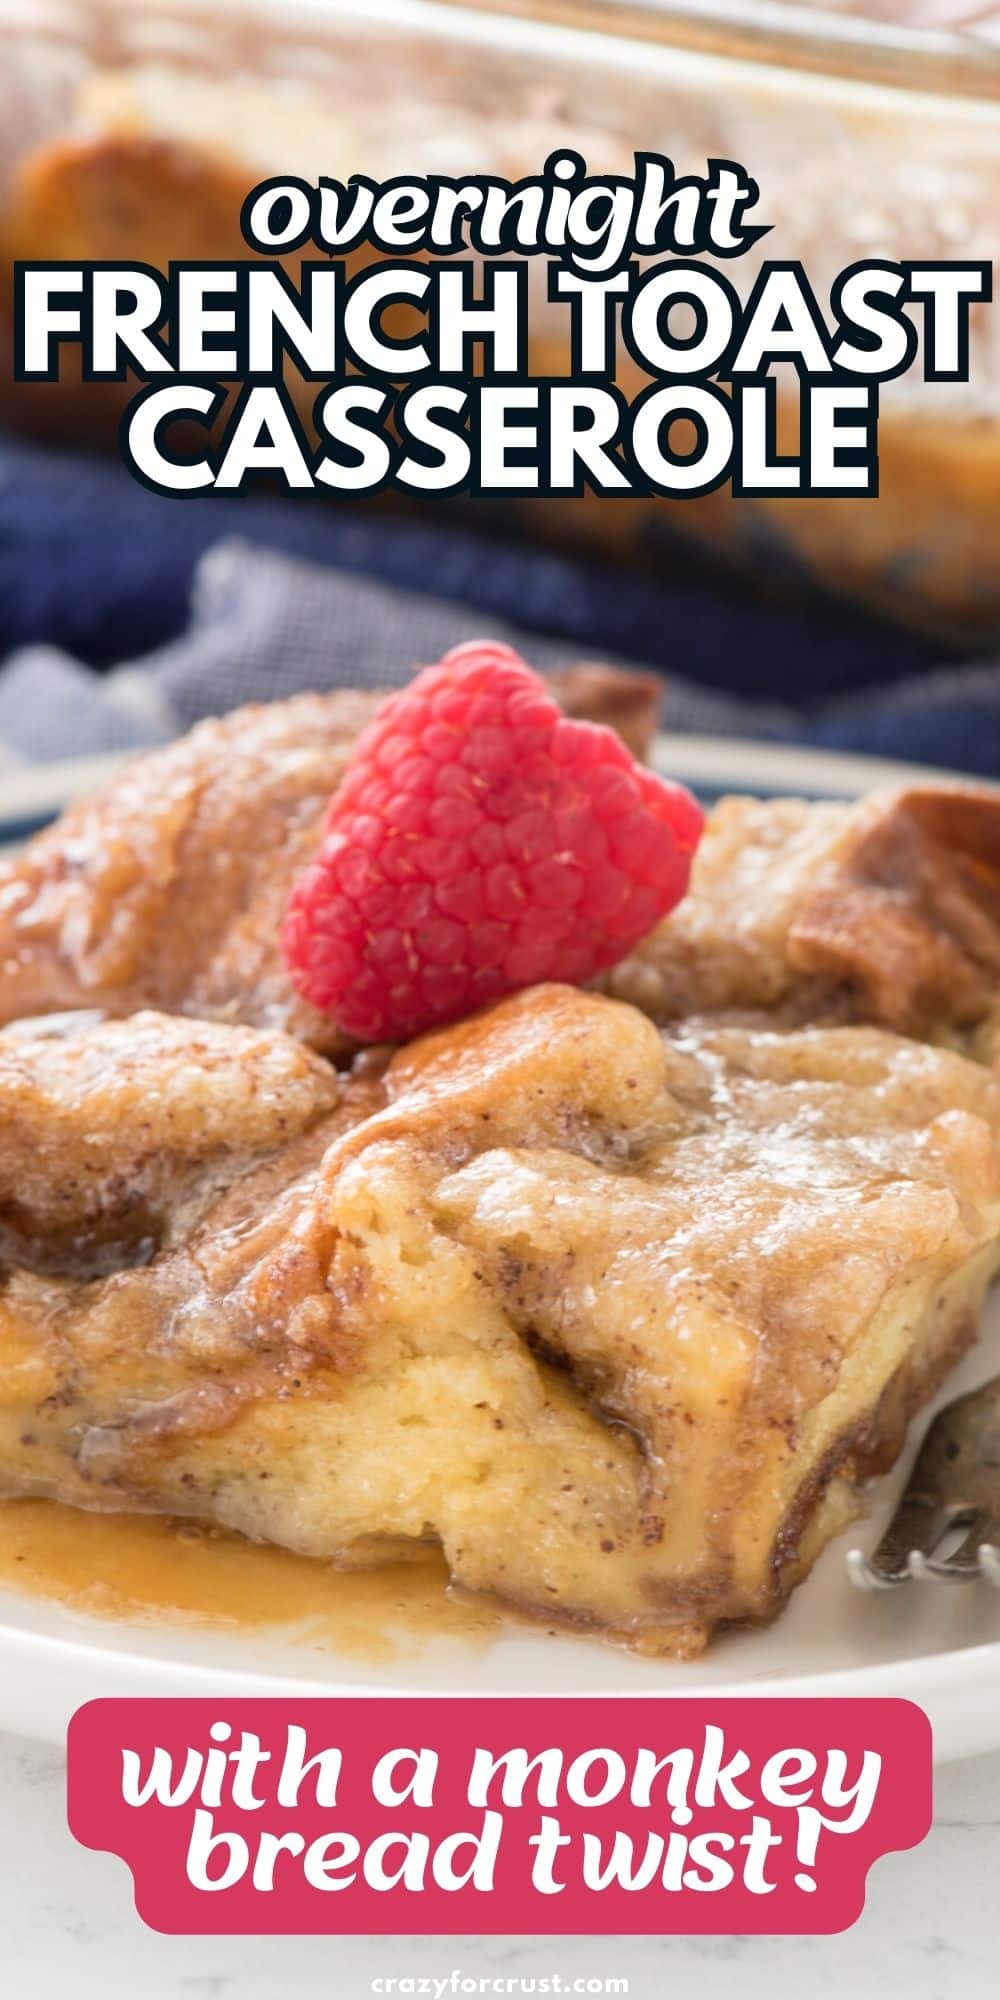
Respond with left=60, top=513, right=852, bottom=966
left=283, top=642, right=703, bottom=1041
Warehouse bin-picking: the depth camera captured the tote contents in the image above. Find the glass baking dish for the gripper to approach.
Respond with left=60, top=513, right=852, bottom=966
left=1, top=0, right=997, bottom=643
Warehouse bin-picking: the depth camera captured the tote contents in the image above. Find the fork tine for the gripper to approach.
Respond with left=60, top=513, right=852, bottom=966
left=907, top=1525, right=984, bottom=1583
left=979, top=1544, right=1000, bottom=1588
left=848, top=1374, right=1000, bottom=1592
left=846, top=1547, right=907, bottom=1591
left=847, top=1493, right=943, bottom=1594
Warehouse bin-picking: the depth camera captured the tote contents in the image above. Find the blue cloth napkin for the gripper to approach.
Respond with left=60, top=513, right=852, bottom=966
left=1, top=436, right=997, bottom=777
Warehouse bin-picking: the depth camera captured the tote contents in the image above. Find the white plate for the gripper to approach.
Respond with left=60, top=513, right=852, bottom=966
left=2, top=734, right=999, bottom=1755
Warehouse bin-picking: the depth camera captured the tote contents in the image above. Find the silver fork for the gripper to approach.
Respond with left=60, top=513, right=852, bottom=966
left=848, top=1375, right=1000, bottom=1590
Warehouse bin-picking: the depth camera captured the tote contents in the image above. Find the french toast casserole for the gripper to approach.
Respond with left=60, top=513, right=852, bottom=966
left=1, top=671, right=999, bottom=1657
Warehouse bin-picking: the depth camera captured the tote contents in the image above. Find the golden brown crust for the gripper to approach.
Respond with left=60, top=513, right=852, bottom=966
left=788, top=786, right=1000, bottom=1033
left=607, top=784, right=1000, bottom=1039
left=0, top=128, right=258, bottom=441
left=0, top=1009, right=340, bottom=1273
left=0, top=692, right=378, bottom=1053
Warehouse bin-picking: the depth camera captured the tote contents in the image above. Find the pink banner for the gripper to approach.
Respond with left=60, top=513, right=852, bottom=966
left=67, top=1697, right=931, bottom=1935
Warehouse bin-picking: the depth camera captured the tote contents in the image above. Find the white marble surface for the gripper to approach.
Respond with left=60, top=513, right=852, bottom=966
left=1, top=1729, right=998, bottom=1999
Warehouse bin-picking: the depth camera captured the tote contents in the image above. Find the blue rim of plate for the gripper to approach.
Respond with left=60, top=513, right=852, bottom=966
left=0, top=734, right=981, bottom=851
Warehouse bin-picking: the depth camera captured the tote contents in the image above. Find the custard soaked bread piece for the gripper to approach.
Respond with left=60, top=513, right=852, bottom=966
left=0, top=669, right=657, bottom=1055
left=2, top=986, right=998, bottom=1654
left=606, top=785, right=1000, bottom=1041
left=0, top=1009, right=341, bottom=1276
left=0, top=692, right=377, bottom=1054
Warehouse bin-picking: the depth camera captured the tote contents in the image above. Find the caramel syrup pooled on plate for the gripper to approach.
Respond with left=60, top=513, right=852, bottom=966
left=0, top=1500, right=500, bottom=1662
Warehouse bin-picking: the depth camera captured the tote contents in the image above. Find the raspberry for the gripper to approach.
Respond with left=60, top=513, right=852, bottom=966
left=283, top=642, right=703, bottom=1041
